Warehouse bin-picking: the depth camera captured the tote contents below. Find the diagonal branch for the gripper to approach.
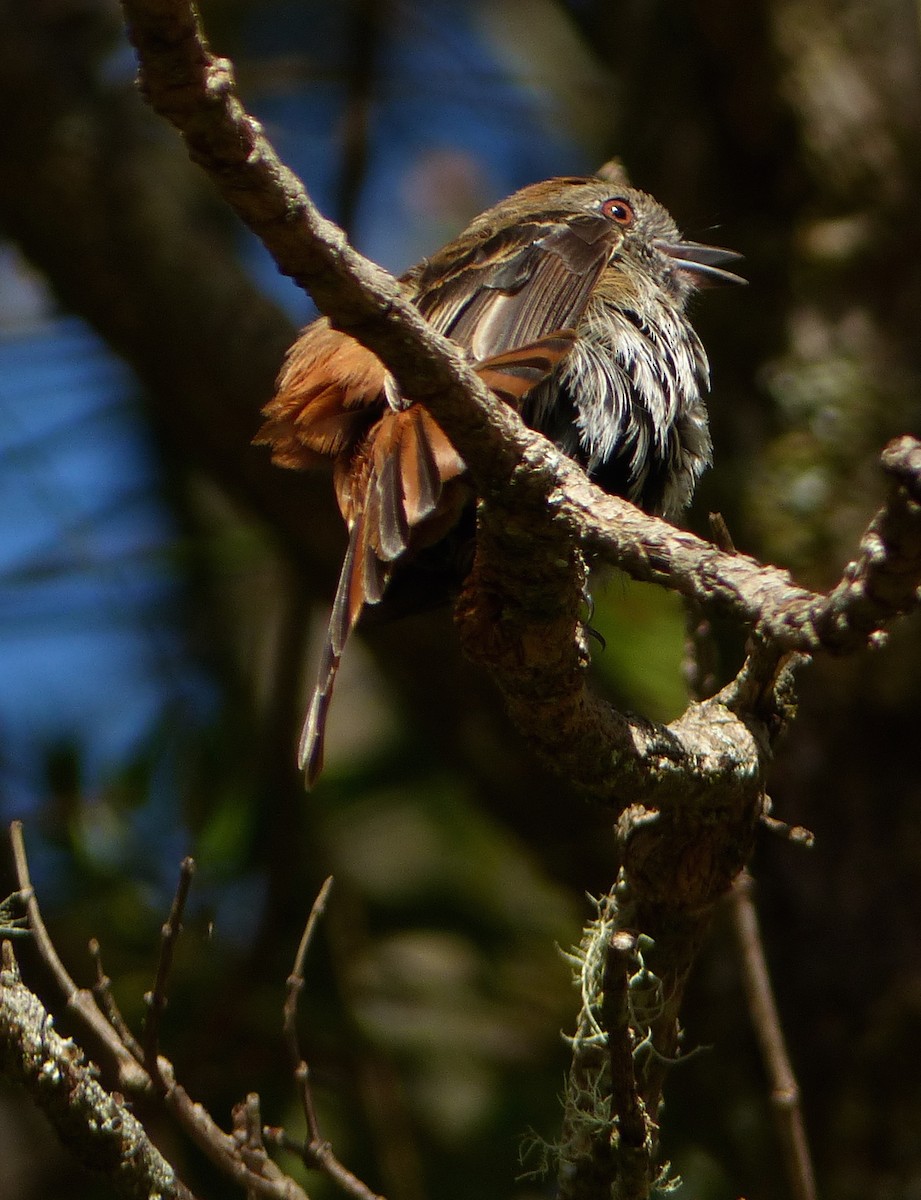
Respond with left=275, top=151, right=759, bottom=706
left=0, top=941, right=198, bottom=1200
left=120, top=0, right=921, bottom=669
left=729, top=873, right=817, bottom=1200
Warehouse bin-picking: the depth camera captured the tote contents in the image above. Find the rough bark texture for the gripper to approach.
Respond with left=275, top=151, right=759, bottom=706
left=0, top=944, right=193, bottom=1200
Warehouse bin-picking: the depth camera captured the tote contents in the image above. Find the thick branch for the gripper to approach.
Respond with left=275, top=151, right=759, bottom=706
left=456, top=429, right=921, bottom=799
left=475, top=432, right=921, bottom=652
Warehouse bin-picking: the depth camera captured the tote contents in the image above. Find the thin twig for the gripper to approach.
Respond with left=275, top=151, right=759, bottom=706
left=264, top=1125, right=385, bottom=1200
left=279, top=878, right=385, bottom=1200
left=283, top=875, right=334, bottom=1143
left=759, top=809, right=815, bottom=848
left=0, top=940, right=200, bottom=1200
left=9, top=824, right=313, bottom=1200
left=8, top=821, right=148, bottom=1091
left=233, top=1092, right=274, bottom=1199
left=89, top=936, right=146, bottom=1062
left=143, top=856, right=195, bottom=1079
left=602, top=930, right=654, bottom=1200
left=729, top=872, right=817, bottom=1200
left=156, top=1063, right=311, bottom=1200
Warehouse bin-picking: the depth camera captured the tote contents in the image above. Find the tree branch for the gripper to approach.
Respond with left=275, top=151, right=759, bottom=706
left=119, top=0, right=921, bottom=663
left=143, top=856, right=196, bottom=1083
left=275, top=876, right=386, bottom=1200
left=8, top=824, right=315, bottom=1200
left=9, top=821, right=149, bottom=1093
left=0, top=941, right=198, bottom=1200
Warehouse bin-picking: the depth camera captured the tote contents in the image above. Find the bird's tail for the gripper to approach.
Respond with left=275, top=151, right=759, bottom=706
left=298, top=330, right=577, bottom=786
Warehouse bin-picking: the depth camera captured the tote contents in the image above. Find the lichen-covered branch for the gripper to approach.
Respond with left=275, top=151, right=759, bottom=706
left=0, top=942, right=197, bottom=1200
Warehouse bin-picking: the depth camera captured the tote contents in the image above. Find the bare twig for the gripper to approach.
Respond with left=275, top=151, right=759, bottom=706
left=134, top=862, right=311, bottom=1196
left=0, top=940, right=199, bottom=1200
left=9, top=825, right=313, bottom=1200
left=89, top=937, right=146, bottom=1062
left=729, top=872, right=817, bottom=1200
left=155, top=1064, right=311, bottom=1200
left=9, top=821, right=149, bottom=1091
left=127, top=890, right=313, bottom=1200
left=143, top=856, right=196, bottom=1079
left=278, top=878, right=386, bottom=1200
left=283, top=875, right=334, bottom=1144
left=233, top=1092, right=276, bottom=1199
left=279, top=1129, right=386, bottom=1200
left=759, top=812, right=815, bottom=847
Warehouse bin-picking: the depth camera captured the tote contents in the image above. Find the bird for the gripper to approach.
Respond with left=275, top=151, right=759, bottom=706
left=256, top=174, right=744, bottom=784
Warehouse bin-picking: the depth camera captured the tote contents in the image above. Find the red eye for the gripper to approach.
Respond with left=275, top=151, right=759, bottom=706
left=601, top=198, right=635, bottom=226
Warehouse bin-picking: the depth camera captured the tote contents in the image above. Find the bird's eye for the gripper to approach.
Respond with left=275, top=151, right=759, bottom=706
left=601, top=198, right=635, bottom=226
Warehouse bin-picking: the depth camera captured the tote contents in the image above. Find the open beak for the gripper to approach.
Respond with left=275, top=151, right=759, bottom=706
left=653, top=239, right=746, bottom=287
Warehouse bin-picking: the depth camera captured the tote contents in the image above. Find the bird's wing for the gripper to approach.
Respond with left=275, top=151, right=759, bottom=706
left=413, top=211, right=617, bottom=360
left=256, top=209, right=615, bottom=469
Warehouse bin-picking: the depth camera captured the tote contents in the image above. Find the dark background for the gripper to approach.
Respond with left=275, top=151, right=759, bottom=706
left=1, top=2, right=921, bottom=1198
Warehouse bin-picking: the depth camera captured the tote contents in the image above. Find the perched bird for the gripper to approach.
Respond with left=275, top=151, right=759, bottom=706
left=257, top=175, right=743, bottom=784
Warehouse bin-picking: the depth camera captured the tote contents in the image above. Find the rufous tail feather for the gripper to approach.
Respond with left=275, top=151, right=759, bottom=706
left=298, top=524, right=375, bottom=785
left=298, top=329, right=577, bottom=785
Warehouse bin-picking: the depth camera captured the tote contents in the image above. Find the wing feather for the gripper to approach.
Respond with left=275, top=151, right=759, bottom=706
left=473, top=331, right=578, bottom=408
left=415, top=210, right=616, bottom=360
left=374, top=442, right=410, bottom=562
left=399, top=409, right=442, bottom=526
